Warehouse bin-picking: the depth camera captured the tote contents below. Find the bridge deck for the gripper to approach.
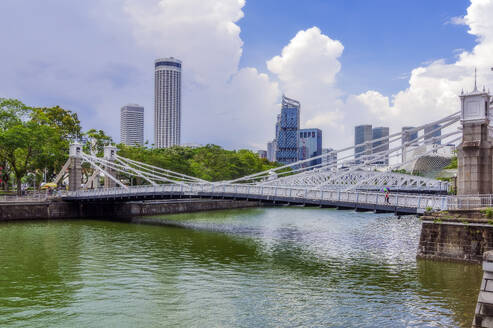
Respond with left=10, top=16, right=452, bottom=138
left=63, top=184, right=449, bottom=214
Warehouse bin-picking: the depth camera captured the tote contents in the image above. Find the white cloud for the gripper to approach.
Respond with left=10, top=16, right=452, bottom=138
left=121, top=0, right=282, bottom=149
left=266, top=27, right=346, bottom=144
left=447, top=16, right=466, bottom=26
left=123, top=0, right=245, bottom=87
left=351, top=0, right=493, bottom=133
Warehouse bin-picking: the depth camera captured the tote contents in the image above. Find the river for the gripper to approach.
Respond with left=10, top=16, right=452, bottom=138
left=0, top=207, right=482, bottom=327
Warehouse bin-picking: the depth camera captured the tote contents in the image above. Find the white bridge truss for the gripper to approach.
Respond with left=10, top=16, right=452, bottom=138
left=61, top=111, right=463, bottom=211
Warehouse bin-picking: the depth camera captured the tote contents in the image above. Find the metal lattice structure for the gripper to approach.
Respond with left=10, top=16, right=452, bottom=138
left=58, top=111, right=463, bottom=212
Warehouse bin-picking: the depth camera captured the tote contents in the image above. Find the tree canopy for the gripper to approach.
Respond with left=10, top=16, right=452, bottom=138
left=117, top=144, right=280, bottom=182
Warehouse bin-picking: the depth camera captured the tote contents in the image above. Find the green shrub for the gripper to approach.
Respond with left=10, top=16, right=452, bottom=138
left=425, top=206, right=433, bottom=212
left=482, top=207, right=493, bottom=219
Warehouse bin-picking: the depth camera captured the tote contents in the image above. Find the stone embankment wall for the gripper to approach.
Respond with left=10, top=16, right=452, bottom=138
left=417, top=210, right=493, bottom=263
left=472, top=251, right=493, bottom=327
left=0, top=199, right=260, bottom=221
left=0, top=200, right=79, bottom=221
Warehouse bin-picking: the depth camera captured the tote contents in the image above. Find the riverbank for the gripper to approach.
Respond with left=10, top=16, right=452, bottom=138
left=417, top=210, right=493, bottom=263
left=0, top=198, right=260, bottom=221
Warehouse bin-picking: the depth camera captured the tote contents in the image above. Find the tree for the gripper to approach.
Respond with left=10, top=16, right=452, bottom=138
left=83, top=129, right=113, bottom=156
left=31, top=106, right=82, bottom=184
left=0, top=98, right=83, bottom=194
left=116, top=143, right=281, bottom=183
left=0, top=121, right=59, bottom=194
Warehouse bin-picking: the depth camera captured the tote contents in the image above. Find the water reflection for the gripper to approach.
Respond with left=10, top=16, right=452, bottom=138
left=417, top=259, right=482, bottom=327
left=0, top=222, right=83, bottom=326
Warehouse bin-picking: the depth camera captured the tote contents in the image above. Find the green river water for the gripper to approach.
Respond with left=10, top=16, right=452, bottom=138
left=0, top=207, right=483, bottom=327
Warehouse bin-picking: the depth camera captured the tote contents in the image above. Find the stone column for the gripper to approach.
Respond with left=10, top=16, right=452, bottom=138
left=457, top=122, right=492, bottom=195
left=68, top=143, right=82, bottom=192
left=457, top=86, right=492, bottom=196
left=473, top=251, right=493, bottom=327
left=103, top=145, right=117, bottom=189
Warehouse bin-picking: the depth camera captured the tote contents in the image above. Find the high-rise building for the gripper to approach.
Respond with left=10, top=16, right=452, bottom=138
left=267, top=140, right=277, bottom=162
left=372, top=127, right=389, bottom=165
left=298, top=128, right=322, bottom=167
left=402, top=126, right=418, bottom=146
left=154, top=57, right=181, bottom=148
left=424, top=123, right=441, bottom=145
left=322, top=148, right=337, bottom=169
left=257, top=150, right=267, bottom=159
left=275, top=95, right=300, bottom=164
left=354, top=125, right=373, bottom=161
left=120, top=104, right=144, bottom=146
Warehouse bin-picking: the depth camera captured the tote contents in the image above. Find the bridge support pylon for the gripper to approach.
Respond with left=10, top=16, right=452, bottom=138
left=68, top=143, right=83, bottom=192
left=103, top=145, right=118, bottom=189
left=457, top=85, right=492, bottom=195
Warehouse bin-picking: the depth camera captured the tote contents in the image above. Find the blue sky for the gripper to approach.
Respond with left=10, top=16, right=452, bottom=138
left=0, top=0, right=491, bottom=149
left=239, top=0, right=475, bottom=95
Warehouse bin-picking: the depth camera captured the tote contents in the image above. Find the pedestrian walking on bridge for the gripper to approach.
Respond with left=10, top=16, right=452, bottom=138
left=381, top=187, right=390, bottom=205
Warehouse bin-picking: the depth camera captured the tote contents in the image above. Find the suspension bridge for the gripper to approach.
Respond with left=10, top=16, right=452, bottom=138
left=56, top=114, right=460, bottom=215
left=58, top=84, right=493, bottom=214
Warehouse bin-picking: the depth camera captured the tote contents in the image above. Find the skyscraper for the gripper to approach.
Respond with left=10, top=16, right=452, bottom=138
left=372, top=127, right=389, bottom=165
left=354, top=125, right=372, bottom=161
left=154, top=57, right=181, bottom=148
left=402, top=126, right=418, bottom=146
left=267, top=141, right=277, bottom=162
left=424, top=123, right=442, bottom=145
left=120, top=104, right=144, bottom=146
left=275, top=95, right=300, bottom=164
left=298, top=128, right=322, bottom=167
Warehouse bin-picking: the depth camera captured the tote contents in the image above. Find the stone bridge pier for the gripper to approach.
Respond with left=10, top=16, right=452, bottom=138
left=103, top=145, right=117, bottom=189
left=457, top=85, right=492, bottom=195
left=68, top=143, right=82, bottom=192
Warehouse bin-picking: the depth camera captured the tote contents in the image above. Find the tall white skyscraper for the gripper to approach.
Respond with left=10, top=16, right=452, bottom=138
left=154, top=57, right=181, bottom=148
left=120, top=104, right=144, bottom=146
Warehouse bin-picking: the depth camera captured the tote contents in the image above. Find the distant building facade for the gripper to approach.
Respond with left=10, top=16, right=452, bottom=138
left=298, top=128, right=322, bottom=167
left=424, top=123, right=441, bottom=145
left=322, top=148, right=337, bottom=169
left=257, top=150, right=267, bottom=159
left=354, top=125, right=373, bottom=162
left=154, top=57, right=181, bottom=148
left=120, top=104, right=144, bottom=146
left=402, top=126, right=418, bottom=146
left=275, top=95, right=300, bottom=164
left=267, top=141, right=276, bottom=162
left=372, top=127, right=389, bottom=165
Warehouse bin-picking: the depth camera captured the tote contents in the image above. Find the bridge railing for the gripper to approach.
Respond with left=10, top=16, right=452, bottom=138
left=447, top=195, right=493, bottom=210
left=66, top=183, right=449, bottom=212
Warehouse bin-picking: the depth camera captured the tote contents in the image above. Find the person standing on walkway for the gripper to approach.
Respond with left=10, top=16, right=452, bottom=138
left=385, top=190, right=390, bottom=204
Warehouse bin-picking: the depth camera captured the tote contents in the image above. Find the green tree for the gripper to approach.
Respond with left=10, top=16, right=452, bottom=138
left=0, top=99, right=83, bottom=194
left=116, top=143, right=281, bottom=183
left=0, top=121, right=59, bottom=194
left=83, top=129, right=113, bottom=157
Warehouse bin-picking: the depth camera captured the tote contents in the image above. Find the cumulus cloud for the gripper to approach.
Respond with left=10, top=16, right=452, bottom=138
left=0, top=0, right=282, bottom=149
left=123, top=0, right=245, bottom=86
left=351, top=0, right=493, bottom=133
left=121, top=0, right=281, bottom=148
left=266, top=27, right=346, bottom=142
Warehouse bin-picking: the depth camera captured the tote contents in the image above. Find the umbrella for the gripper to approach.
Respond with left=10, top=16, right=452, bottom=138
left=381, top=187, right=390, bottom=192
left=41, top=182, right=57, bottom=189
